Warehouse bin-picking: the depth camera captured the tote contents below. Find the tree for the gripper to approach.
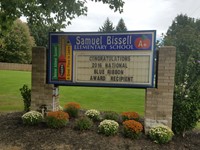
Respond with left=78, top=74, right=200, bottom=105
left=0, top=0, right=124, bottom=34
left=116, top=18, right=127, bottom=32
left=0, top=19, right=35, bottom=64
left=0, top=0, right=124, bottom=47
left=99, top=17, right=115, bottom=32
left=163, top=14, right=200, bottom=134
left=28, top=23, right=56, bottom=47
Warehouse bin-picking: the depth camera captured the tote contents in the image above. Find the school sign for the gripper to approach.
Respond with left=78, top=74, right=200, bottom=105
left=47, top=31, right=156, bottom=88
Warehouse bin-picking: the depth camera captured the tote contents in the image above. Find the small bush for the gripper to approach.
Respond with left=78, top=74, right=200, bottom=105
left=149, top=124, right=174, bottom=144
left=74, top=116, right=93, bottom=131
left=64, top=102, right=80, bottom=118
left=103, top=111, right=119, bottom=122
left=121, top=112, right=139, bottom=121
left=85, top=109, right=101, bottom=121
left=22, top=111, right=43, bottom=125
left=122, top=120, right=143, bottom=139
left=20, top=84, right=31, bottom=112
left=46, top=111, right=69, bottom=128
left=98, top=119, right=119, bottom=136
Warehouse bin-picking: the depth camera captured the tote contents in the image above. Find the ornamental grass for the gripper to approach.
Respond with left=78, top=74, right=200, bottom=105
left=46, top=111, right=69, bottom=128
left=122, top=120, right=143, bottom=139
left=121, top=112, right=139, bottom=121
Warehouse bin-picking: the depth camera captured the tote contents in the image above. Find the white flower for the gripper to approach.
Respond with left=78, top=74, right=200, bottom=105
left=98, top=119, right=119, bottom=136
left=85, top=109, right=100, bottom=118
left=149, top=124, right=174, bottom=144
left=22, top=111, right=43, bottom=125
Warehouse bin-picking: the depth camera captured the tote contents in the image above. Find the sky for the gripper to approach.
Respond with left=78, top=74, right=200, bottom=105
left=64, top=0, right=200, bottom=38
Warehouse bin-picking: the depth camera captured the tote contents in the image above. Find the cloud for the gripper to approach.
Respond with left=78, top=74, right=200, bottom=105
left=64, top=0, right=200, bottom=38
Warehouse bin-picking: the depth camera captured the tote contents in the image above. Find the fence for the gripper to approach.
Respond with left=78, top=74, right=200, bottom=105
left=0, top=62, right=31, bottom=71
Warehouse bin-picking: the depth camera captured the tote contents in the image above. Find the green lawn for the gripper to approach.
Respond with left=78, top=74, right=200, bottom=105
left=60, top=86, right=145, bottom=115
left=0, top=70, right=31, bottom=111
left=0, top=70, right=145, bottom=115
left=1, top=70, right=200, bottom=128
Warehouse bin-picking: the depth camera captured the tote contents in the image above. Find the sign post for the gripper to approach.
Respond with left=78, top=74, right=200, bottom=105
left=47, top=31, right=156, bottom=88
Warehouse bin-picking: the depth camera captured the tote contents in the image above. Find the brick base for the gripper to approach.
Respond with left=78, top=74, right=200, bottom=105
left=31, top=47, right=59, bottom=111
left=144, top=46, right=176, bottom=133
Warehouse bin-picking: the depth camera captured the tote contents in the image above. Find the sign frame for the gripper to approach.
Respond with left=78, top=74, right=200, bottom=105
left=47, top=30, right=156, bottom=88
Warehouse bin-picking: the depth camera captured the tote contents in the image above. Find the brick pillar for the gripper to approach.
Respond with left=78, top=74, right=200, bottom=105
left=144, top=46, right=176, bottom=133
left=31, top=47, right=59, bottom=111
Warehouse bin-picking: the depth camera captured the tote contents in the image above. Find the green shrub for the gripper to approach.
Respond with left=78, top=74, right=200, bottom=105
left=122, top=120, right=143, bottom=139
left=19, top=84, right=31, bottom=112
left=46, top=111, right=69, bottom=128
left=149, top=124, right=174, bottom=144
left=163, top=14, right=200, bottom=135
left=22, top=111, right=43, bottom=125
left=98, top=119, right=119, bottom=136
left=74, top=116, right=93, bottom=131
left=172, top=89, right=200, bottom=134
left=64, top=102, right=80, bottom=118
left=85, top=109, right=101, bottom=121
left=103, top=111, right=119, bottom=122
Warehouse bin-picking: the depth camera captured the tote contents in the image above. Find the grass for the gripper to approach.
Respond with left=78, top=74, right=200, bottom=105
left=60, top=86, right=145, bottom=115
left=0, top=70, right=31, bottom=111
left=1, top=70, right=200, bottom=129
left=0, top=70, right=145, bottom=115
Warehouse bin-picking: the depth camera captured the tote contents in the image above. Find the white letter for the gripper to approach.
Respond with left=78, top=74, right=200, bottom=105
left=107, top=36, right=111, bottom=45
left=76, top=36, right=80, bottom=45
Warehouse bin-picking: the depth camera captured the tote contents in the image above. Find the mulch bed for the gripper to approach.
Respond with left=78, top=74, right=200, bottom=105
left=0, top=112, right=200, bottom=150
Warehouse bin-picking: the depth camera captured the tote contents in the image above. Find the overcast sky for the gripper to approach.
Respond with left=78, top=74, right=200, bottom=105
left=64, top=0, right=200, bottom=38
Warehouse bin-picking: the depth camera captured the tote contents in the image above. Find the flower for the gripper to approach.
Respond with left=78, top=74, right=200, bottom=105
left=121, top=112, right=139, bottom=121
left=85, top=109, right=100, bottom=121
left=123, top=120, right=143, bottom=133
left=149, top=124, right=174, bottom=144
left=47, top=111, right=69, bottom=120
left=98, top=119, right=119, bottom=136
left=22, top=111, right=43, bottom=125
left=64, top=102, right=80, bottom=109
left=46, top=111, right=69, bottom=128
left=122, top=120, right=143, bottom=139
left=64, top=102, right=81, bottom=118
